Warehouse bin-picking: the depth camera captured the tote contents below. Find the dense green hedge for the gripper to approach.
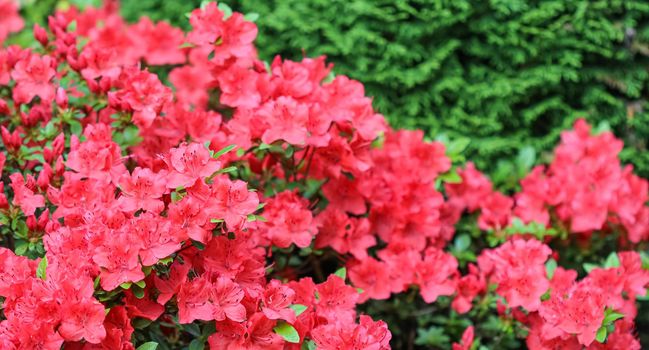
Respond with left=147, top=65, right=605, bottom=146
left=121, top=0, right=649, bottom=186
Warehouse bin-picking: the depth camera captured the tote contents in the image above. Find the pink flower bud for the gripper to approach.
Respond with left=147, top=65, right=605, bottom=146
left=52, top=133, right=65, bottom=158
left=26, top=215, right=37, bottom=231
left=37, top=163, right=53, bottom=190
left=33, top=24, right=49, bottom=46
left=99, top=76, right=113, bottom=93
left=56, top=87, right=68, bottom=108
left=0, top=186, right=7, bottom=209
left=1, top=126, right=21, bottom=152
left=0, top=99, right=9, bottom=115
left=38, top=209, right=50, bottom=229
left=43, top=147, right=54, bottom=164
left=55, top=155, right=65, bottom=176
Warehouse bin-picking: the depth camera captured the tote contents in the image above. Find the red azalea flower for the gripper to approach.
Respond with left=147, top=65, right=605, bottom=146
left=92, top=234, right=144, bottom=291
left=207, top=176, right=259, bottom=230
left=211, top=276, right=246, bottom=322
left=452, top=326, right=474, bottom=350
left=164, top=142, right=221, bottom=189
left=58, top=300, right=106, bottom=344
left=0, top=0, right=24, bottom=45
left=261, top=279, right=296, bottom=323
left=9, top=173, right=45, bottom=216
left=258, top=96, right=309, bottom=146
left=11, top=54, right=56, bottom=104
left=260, top=190, right=317, bottom=248
left=416, top=247, right=458, bottom=303
left=208, top=313, right=284, bottom=350
left=134, top=17, right=185, bottom=66
left=348, top=257, right=392, bottom=302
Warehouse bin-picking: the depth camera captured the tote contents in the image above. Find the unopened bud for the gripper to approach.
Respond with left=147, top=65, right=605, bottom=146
left=33, top=24, right=49, bottom=46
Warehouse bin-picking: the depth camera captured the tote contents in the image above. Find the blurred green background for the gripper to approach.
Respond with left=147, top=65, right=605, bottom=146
left=20, top=0, right=649, bottom=188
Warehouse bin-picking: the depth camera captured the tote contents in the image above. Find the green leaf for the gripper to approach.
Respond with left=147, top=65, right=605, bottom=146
left=36, top=256, right=48, bottom=280
left=640, top=251, right=649, bottom=270
left=66, top=20, right=77, bottom=32
left=120, top=282, right=132, bottom=289
left=69, top=0, right=102, bottom=9
left=202, top=322, right=216, bottom=337
left=113, top=125, right=142, bottom=149
left=301, top=340, right=317, bottom=350
left=603, top=309, right=625, bottom=325
left=289, top=304, right=308, bottom=317
left=158, top=256, right=174, bottom=265
left=593, top=121, right=611, bottom=134
left=545, top=259, right=557, bottom=280
left=334, top=267, right=347, bottom=280
left=583, top=263, right=598, bottom=273
left=415, top=326, right=451, bottom=346
left=217, top=3, right=233, bottom=19
left=199, top=1, right=211, bottom=10
left=438, top=169, right=462, bottom=184
left=244, top=12, right=259, bottom=22
left=136, top=342, right=159, bottom=350
left=604, top=252, right=620, bottom=268
left=454, top=234, right=471, bottom=252
left=192, top=240, right=206, bottom=250
left=516, top=146, right=536, bottom=173
left=188, top=339, right=205, bottom=350
left=136, top=342, right=158, bottom=350
left=637, top=292, right=649, bottom=301
left=273, top=322, right=300, bottom=343
left=595, top=326, right=607, bottom=343
left=213, top=144, right=237, bottom=158
left=179, top=42, right=195, bottom=49
left=68, top=119, right=83, bottom=136
left=170, top=191, right=184, bottom=202
left=132, top=317, right=153, bottom=329
left=15, top=220, right=29, bottom=239
left=0, top=214, right=9, bottom=226
left=134, top=280, right=146, bottom=288
left=216, top=166, right=238, bottom=174
left=446, top=137, right=470, bottom=157
left=43, top=121, right=58, bottom=138
left=14, top=240, right=29, bottom=256
left=184, top=323, right=201, bottom=337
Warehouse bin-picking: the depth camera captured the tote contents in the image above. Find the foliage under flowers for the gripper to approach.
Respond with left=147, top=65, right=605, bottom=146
left=0, top=1, right=648, bottom=349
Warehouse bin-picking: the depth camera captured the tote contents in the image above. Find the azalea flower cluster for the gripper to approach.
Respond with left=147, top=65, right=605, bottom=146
left=514, top=119, right=649, bottom=242
left=0, top=1, right=389, bottom=348
left=480, top=240, right=648, bottom=349
left=0, top=1, right=647, bottom=349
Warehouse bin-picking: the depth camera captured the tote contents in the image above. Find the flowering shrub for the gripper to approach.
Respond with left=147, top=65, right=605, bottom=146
left=0, top=1, right=648, bottom=349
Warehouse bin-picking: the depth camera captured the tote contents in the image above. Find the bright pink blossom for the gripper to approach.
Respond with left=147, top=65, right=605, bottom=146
left=11, top=54, right=56, bottom=104
left=117, top=167, right=167, bottom=213
left=164, top=143, right=221, bottom=189
left=260, top=190, right=317, bottom=248
left=9, top=173, right=45, bottom=216
left=0, top=0, right=23, bottom=45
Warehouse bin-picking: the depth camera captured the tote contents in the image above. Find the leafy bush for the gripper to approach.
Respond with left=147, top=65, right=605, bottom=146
left=122, top=0, right=649, bottom=185
left=1, top=1, right=648, bottom=349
